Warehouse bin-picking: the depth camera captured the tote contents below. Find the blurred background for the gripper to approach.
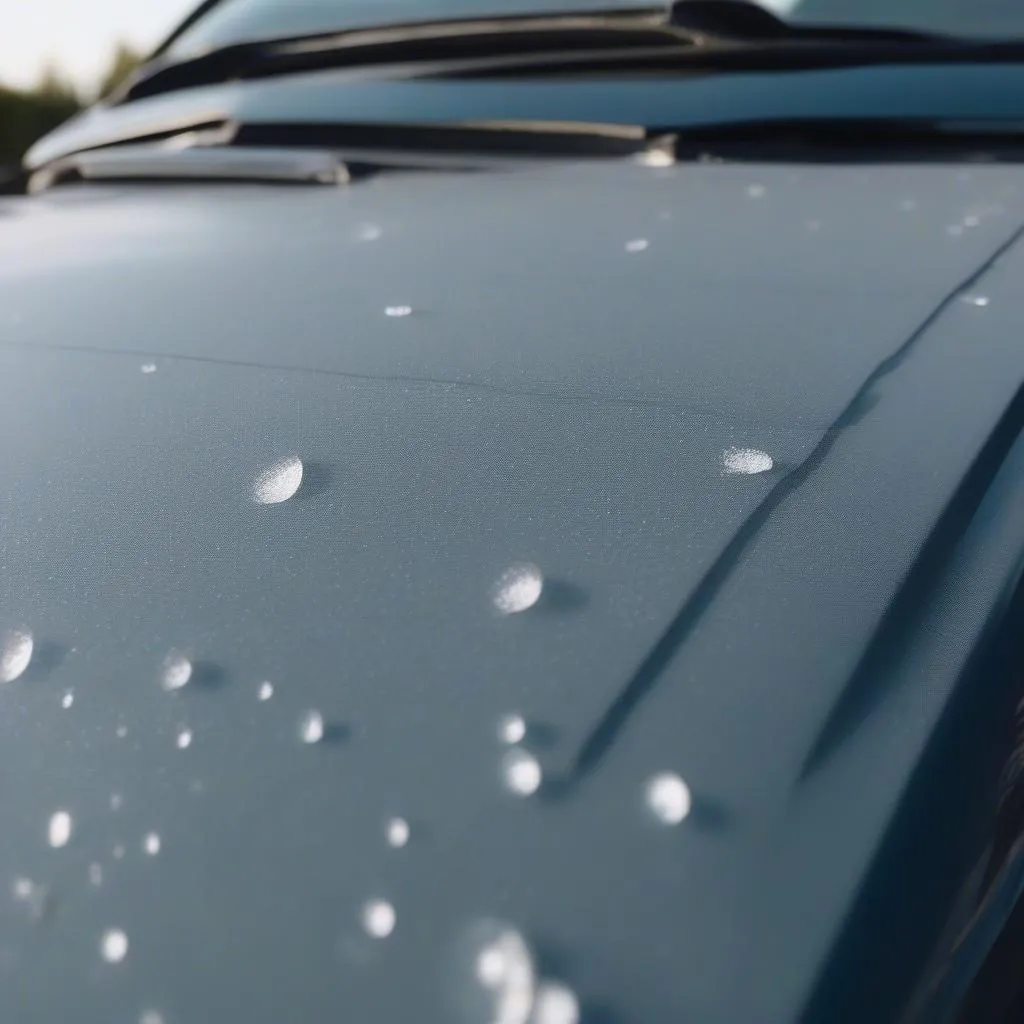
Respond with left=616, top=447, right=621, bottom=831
left=0, top=0, right=193, bottom=166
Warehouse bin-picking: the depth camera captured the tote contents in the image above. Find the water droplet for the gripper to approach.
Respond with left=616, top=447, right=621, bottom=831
left=466, top=922, right=536, bottom=1024
left=0, top=628, right=33, bottom=683
left=110, top=793, right=123, bottom=811
left=645, top=772, right=692, bottom=825
left=492, top=564, right=543, bottom=615
left=502, top=749, right=543, bottom=797
left=253, top=455, right=304, bottom=504
left=947, top=224, right=965, bottom=237
left=498, top=714, right=527, bottom=745
left=964, top=294, right=990, bottom=307
left=143, top=832, right=161, bottom=856
left=386, top=818, right=410, bottom=849
left=624, top=238, right=649, bottom=253
left=160, top=650, right=192, bottom=691
left=12, top=877, right=47, bottom=920
left=637, top=140, right=675, bottom=168
left=385, top=305, right=413, bottom=318
left=299, top=710, right=324, bottom=745
left=747, top=184, right=766, bottom=198
left=361, top=899, right=397, bottom=938
left=723, top=447, right=774, bottom=475
left=258, top=681, right=274, bottom=701
left=89, top=863, right=103, bottom=886
left=12, top=877, right=34, bottom=901
left=176, top=728, right=193, bottom=750
left=140, top=1012, right=165, bottom=1024
left=357, top=222, right=383, bottom=242
left=113, top=844, right=126, bottom=860
left=533, top=982, right=580, bottom=1024
left=48, top=810, right=73, bottom=848
left=61, top=689, right=74, bottom=709
left=964, top=214, right=981, bottom=228
left=100, top=928, right=129, bottom=963
left=141, top=362, right=157, bottom=375
left=116, top=725, right=129, bottom=739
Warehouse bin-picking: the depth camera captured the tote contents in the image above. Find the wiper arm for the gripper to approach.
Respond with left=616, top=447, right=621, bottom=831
left=652, top=116, right=1024, bottom=164
left=425, top=1, right=1023, bottom=82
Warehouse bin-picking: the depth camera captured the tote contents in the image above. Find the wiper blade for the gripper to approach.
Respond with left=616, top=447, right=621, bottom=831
left=668, top=0, right=943, bottom=44
left=420, top=2, right=1022, bottom=82
left=650, top=117, right=1024, bottom=163
left=430, top=39, right=1024, bottom=82
left=120, top=9, right=691, bottom=102
left=122, top=1, right=959, bottom=103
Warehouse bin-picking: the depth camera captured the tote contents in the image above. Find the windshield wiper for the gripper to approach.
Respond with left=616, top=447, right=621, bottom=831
left=430, top=2, right=1024, bottom=82
left=121, top=10, right=689, bottom=102
left=668, top=0, right=940, bottom=43
left=660, top=116, right=1024, bottom=162
left=110, top=0, right=1024, bottom=105
left=118, top=2, right=957, bottom=103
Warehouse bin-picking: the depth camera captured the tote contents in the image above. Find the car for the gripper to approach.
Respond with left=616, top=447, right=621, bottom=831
left=3, top=1, right=1024, bottom=1021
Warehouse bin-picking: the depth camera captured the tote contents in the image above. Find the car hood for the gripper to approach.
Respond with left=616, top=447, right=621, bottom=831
left=159, top=0, right=663, bottom=60
left=2, top=158, right=1024, bottom=1024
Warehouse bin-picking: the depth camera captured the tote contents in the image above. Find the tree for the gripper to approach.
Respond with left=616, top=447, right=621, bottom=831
left=0, top=69, right=81, bottom=171
left=97, top=42, right=143, bottom=100
left=34, top=62, right=79, bottom=106
left=0, top=42, right=144, bottom=178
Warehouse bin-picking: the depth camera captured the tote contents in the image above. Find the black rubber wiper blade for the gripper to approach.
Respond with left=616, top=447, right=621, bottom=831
left=415, top=3, right=1020, bottom=82
left=111, top=1, right=995, bottom=105
left=428, top=37, right=1024, bottom=82
left=669, top=0, right=948, bottom=44
left=119, top=9, right=688, bottom=102
left=650, top=117, right=1024, bottom=164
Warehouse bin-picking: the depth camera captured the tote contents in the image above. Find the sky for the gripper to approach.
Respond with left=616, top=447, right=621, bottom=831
left=0, top=0, right=195, bottom=92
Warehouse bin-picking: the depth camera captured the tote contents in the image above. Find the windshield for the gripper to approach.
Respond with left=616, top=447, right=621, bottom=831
left=162, top=0, right=1024, bottom=60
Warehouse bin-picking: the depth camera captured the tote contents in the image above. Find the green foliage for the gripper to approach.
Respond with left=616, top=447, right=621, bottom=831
left=35, top=62, right=79, bottom=105
left=97, top=42, right=143, bottom=101
left=0, top=41, right=144, bottom=172
left=0, top=76, right=80, bottom=169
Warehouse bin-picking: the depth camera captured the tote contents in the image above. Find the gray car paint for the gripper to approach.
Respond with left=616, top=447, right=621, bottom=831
left=3, top=154, right=1024, bottom=1023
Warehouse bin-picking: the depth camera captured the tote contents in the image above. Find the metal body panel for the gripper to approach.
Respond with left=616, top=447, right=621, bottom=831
left=3, top=150, right=1024, bottom=1021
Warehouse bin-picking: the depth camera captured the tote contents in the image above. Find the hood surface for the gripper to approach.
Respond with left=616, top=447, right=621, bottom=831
left=2, top=158, right=1024, bottom=1024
